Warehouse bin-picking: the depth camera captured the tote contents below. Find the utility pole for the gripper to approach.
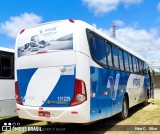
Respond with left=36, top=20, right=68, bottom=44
left=112, top=24, right=116, bottom=39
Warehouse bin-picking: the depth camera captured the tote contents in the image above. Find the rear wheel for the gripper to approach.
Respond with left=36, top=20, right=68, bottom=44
left=118, top=96, right=128, bottom=120
left=143, top=100, right=149, bottom=106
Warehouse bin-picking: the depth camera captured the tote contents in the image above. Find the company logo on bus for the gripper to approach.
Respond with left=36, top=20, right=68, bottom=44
left=39, top=27, right=57, bottom=34
left=107, top=73, right=120, bottom=100
left=133, top=78, right=141, bottom=86
left=45, top=27, right=56, bottom=32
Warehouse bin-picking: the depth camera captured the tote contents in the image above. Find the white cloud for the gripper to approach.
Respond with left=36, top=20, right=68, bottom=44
left=113, top=20, right=125, bottom=27
left=157, top=2, right=160, bottom=12
left=117, top=27, right=160, bottom=68
left=92, top=23, right=97, bottom=28
left=94, top=23, right=160, bottom=69
left=82, top=0, right=143, bottom=15
left=0, top=13, right=42, bottom=38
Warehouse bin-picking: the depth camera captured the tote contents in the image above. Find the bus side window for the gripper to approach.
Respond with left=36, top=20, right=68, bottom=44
left=132, top=56, right=137, bottom=73
left=143, top=63, right=148, bottom=76
left=123, top=51, right=129, bottom=72
left=129, top=54, right=133, bottom=72
left=0, top=55, right=12, bottom=78
left=106, top=43, right=113, bottom=68
left=89, top=33, right=107, bottom=66
left=139, top=60, right=143, bottom=75
left=136, top=58, right=140, bottom=74
left=118, top=49, right=124, bottom=71
left=112, top=45, right=119, bottom=69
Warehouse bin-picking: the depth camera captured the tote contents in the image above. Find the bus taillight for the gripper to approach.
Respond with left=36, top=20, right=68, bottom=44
left=15, top=81, right=23, bottom=105
left=69, top=19, right=74, bottom=23
left=69, top=79, right=87, bottom=107
left=20, top=29, right=25, bottom=34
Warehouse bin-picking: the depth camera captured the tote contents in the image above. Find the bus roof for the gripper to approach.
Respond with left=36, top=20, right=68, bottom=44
left=0, top=47, right=14, bottom=53
left=22, top=19, right=145, bottom=62
left=27, top=20, right=70, bottom=30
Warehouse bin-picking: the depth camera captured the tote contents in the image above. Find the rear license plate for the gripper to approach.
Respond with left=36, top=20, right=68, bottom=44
left=38, top=111, right=50, bottom=117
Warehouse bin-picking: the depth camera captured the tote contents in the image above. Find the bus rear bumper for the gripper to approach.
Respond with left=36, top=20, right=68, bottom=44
left=16, top=103, right=90, bottom=123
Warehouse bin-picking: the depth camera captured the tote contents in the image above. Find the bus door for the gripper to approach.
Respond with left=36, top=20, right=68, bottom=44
left=148, top=69, right=154, bottom=99
left=150, top=69, right=155, bottom=99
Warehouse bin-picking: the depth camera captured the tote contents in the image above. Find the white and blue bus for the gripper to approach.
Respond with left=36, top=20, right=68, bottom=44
left=0, top=47, right=16, bottom=117
left=15, top=19, right=153, bottom=123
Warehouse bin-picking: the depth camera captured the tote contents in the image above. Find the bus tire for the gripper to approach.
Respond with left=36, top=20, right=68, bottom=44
left=118, top=96, right=128, bottom=120
left=143, top=100, right=149, bottom=106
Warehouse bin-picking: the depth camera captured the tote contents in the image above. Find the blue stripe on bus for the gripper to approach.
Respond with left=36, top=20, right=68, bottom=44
left=90, top=67, right=129, bottom=121
left=17, top=68, right=38, bottom=104
left=42, top=75, right=75, bottom=107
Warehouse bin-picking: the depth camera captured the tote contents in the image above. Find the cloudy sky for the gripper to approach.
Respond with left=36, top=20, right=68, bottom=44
left=0, top=0, right=160, bottom=70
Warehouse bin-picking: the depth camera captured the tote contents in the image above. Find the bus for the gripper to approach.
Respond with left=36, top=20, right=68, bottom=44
left=0, top=47, right=16, bottom=117
left=15, top=19, right=154, bottom=123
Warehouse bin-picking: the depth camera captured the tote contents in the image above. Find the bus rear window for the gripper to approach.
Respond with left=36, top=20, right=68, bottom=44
left=17, top=23, right=74, bottom=57
left=0, top=54, right=14, bottom=79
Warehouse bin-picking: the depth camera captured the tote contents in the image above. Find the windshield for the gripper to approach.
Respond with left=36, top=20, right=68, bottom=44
left=17, top=23, right=73, bottom=57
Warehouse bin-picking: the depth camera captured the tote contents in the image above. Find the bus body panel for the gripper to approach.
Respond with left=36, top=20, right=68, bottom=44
left=16, top=51, right=76, bottom=107
left=90, top=66, right=149, bottom=121
left=17, top=65, right=75, bottom=107
left=126, top=74, right=148, bottom=108
left=0, top=80, right=17, bottom=117
left=16, top=51, right=90, bottom=123
left=16, top=51, right=76, bottom=69
left=16, top=101, right=90, bottom=123
left=90, top=65, right=127, bottom=121
left=0, top=49, right=16, bottom=117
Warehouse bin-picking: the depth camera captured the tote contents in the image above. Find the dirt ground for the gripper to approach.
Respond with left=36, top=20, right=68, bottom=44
left=154, top=88, right=160, bottom=99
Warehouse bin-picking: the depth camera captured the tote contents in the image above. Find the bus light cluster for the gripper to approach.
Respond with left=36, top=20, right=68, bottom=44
left=15, top=81, right=23, bottom=105
left=69, top=79, right=87, bottom=106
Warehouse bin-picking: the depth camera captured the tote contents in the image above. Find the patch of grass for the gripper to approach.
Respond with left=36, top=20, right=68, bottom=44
left=152, top=100, right=160, bottom=106
left=2, top=131, right=22, bottom=134
left=25, top=121, right=47, bottom=126
left=0, top=116, right=12, bottom=120
left=117, top=99, right=160, bottom=125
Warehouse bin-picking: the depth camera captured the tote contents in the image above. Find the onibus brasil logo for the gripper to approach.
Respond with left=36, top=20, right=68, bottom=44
left=2, top=122, right=42, bottom=132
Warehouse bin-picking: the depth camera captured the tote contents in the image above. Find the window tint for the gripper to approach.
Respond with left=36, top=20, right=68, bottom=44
left=118, top=49, right=124, bottom=70
left=89, top=33, right=106, bottom=65
left=143, top=63, right=148, bottom=75
left=106, top=43, right=113, bottom=67
left=124, top=51, right=129, bottom=71
left=87, top=30, right=147, bottom=75
left=132, top=56, right=137, bottom=73
left=139, top=60, right=143, bottom=74
left=129, top=54, right=133, bottom=72
left=1, top=55, right=12, bottom=77
left=0, top=53, right=14, bottom=79
left=136, top=58, right=140, bottom=73
left=141, top=61, right=145, bottom=74
left=112, top=45, right=119, bottom=69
